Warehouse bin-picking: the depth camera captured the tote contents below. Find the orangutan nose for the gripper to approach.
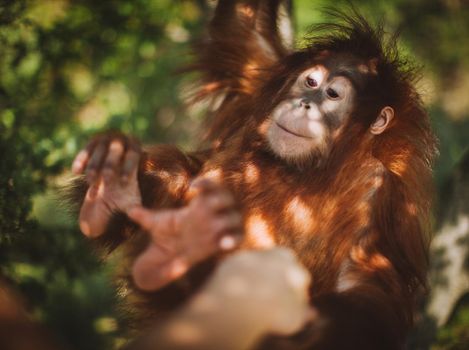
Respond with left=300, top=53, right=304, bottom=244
left=300, top=99, right=311, bottom=110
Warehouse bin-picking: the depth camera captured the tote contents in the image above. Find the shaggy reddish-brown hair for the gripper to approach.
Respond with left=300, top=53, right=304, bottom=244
left=68, top=3, right=437, bottom=348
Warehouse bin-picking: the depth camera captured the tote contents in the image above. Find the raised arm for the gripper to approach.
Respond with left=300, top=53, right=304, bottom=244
left=191, top=0, right=293, bottom=141
left=194, top=0, right=291, bottom=96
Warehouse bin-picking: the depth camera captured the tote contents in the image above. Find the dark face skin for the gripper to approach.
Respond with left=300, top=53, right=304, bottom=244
left=264, top=54, right=373, bottom=164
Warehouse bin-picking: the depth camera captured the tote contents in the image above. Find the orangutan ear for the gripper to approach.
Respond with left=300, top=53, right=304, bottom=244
left=370, top=106, right=394, bottom=135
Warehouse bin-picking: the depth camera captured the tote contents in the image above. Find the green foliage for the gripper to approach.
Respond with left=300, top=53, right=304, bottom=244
left=0, top=0, right=206, bottom=348
left=433, top=296, right=469, bottom=350
left=0, top=0, right=467, bottom=349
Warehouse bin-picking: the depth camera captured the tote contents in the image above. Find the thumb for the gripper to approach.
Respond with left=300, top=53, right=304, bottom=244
left=128, top=206, right=177, bottom=238
left=128, top=206, right=154, bottom=231
left=185, top=177, right=219, bottom=201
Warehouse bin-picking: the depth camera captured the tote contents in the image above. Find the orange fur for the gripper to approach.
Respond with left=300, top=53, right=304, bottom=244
left=68, top=2, right=436, bottom=349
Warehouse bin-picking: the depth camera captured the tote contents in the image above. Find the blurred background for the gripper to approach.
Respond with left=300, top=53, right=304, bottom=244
left=0, top=0, right=467, bottom=349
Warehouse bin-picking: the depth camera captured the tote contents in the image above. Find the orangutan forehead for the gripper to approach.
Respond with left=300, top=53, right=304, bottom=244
left=305, top=52, right=378, bottom=88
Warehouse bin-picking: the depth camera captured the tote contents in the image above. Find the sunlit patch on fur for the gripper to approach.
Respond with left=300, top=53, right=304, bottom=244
left=257, top=119, right=270, bottom=136
left=245, top=213, right=275, bottom=248
left=336, top=261, right=360, bottom=292
left=240, top=61, right=260, bottom=93
left=203, top=168, right=223, bottom=183
left=350, top=246, right=391, bottom=272
left=236, top=3, right=255, bottom=19
left=388, top=149, right=410, bottom=177
left=202, top=81, right=221, bottom=94
left=355, top=201, right=372, bottom=228
left=285, top=196, right=313, bottom=234
left=350, top=245, right=367, bottom=262
left=243, top=162, right=260, bottom=184
left=373, top=172, right=384, bottom=188
left=152, top=169, right=189, bottom=197
left=355, top=59, right=378, bottom=75
left=212, top=138, right=222, bottom=148
left=155, top=169, right=172, bottom=182
left=364, top=171, right=384, bottom=200
left=157, top=171, right=188, bottom=197
left=406, top=202, right=417, bottom=216
left=368, top=253, right=391, bottom=270
left=357, top=63, right=370, bottom=74
left=243, top=62, right=257, bottom=74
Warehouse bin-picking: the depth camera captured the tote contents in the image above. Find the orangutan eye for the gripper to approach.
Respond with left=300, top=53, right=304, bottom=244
left=326, top=87, right=339, bottom=99
left=306, top=77, right=318, bottom=88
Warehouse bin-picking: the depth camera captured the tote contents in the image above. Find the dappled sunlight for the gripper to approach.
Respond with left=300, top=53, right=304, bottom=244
left=99, top=82, right=132, bottom=116
left=406, top=202, right=418, bottom=216
left=351, top=246, right=391, bottom=272
left=167, top=173, right=190, bottom=197
left=202, top=81, right=221, bottom=95
left=76, top=99, right=108, bottom=130
left=387, top=149, right=410, bottom=177
left=306, top=119, right=326, bottom=139
left=165, top=23, right=190, bottom=43
left=240, top=60, right=261, bottom=93
left=154, top=169, right=172, bottom=182
left=2, top=0, right=466, bottom=348
left=355, top=201, right=372, bottom=229
left=284, top=195, right=314, bottom=234
left=63, top=63, right=94, bottom=98
left=257, top=119, right=270, bottom=136
left=242, top=61, right=259, bottom=77
left=211, top=139, right=222, bottom=148
left=245, top=213, right=276, bottom=248
left=146, top=167, right=190, bottom=199
left=372, top=172, right=384, bottom=189
left=26, top=0, right=69, bottom=29
left=243, top=162, right=260, bottom=184
left=368, top=253, right=392, bottom=270
left=77, top=82, right=131, bottom=130
left=236, top=3, right=255, bottom=19
left=203, top=167, right=224, bottom=183
left=336, top=261, right=360, bottom=292
left=357, top=59, right=378, bottom=75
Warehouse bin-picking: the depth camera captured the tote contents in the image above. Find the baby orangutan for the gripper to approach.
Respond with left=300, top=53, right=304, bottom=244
left=69, top=2, right=436, bottom=349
